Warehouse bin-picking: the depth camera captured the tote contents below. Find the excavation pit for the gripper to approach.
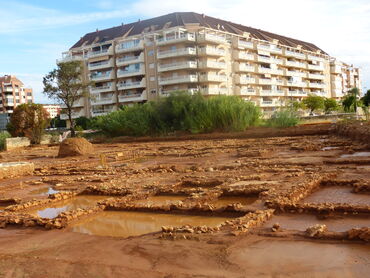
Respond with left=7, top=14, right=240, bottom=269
left=70, top=211, right=232, bottom=238
left=25, top=195, right=107, bottom=219
left=263, top=213, right=370, bottom=232
left=302, top=186, right=370, bottom=206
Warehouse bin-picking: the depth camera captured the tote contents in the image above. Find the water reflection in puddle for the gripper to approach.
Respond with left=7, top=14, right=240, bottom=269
left=264, top=214, right=370, bottom=232
left=30, top=187, right=60, bottom=196
left=302, top=186, right=369, bottom=206
left=341, top=152, right=370, bottom=158
left=71, top=211, right=232, bottom=237
left=134, top=195, right=187, bottom=206
left=26, top=195, right=107, bottom=219
left=321, top=147, right=340, bottom=151
left=211, top=196, right=258, bottom=207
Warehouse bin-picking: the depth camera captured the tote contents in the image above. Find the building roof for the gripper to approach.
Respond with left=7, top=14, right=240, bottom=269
left=0, top=75, right=24, bottom=85
left=71, top=12, right=327, bottom=54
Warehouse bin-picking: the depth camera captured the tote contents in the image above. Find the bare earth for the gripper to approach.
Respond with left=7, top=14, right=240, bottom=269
left=0, top=126, right=369, bottom=278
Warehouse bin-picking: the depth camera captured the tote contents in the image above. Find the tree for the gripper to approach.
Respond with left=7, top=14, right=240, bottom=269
left=302, top=95, right=324, bottom=114
left=342, top=88, right=360, bottom=113
left=7, top=104, right=50, bottom=144
left=361, top=89, right=370, bottom=107
left=43, top=61, right=90, bottom=137
left=324, top=98, right=339, bottom=114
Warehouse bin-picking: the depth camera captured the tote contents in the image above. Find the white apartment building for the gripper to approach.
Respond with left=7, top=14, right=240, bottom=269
left=42, top=104, right=61, bottom=119
left=57, top=12, right=362, bottom=119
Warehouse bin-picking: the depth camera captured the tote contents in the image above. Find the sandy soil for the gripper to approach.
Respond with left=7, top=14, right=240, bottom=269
left=0, top=126, right=369, bottom=278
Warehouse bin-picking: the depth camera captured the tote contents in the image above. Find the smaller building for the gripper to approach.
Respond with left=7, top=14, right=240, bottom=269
left=42, top=104, right=61, bottom=119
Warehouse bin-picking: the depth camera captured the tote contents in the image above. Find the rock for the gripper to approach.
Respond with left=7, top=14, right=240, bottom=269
left=272, top=223, right=280, bottom=232
left=305, top=224, right=327, bottom=237
left=58, top=138, right=94, bottom=158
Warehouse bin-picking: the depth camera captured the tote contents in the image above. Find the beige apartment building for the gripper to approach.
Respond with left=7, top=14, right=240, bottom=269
left=57, top=12, right=362, bottom=119
left=42, top=104, right=61, bottom=119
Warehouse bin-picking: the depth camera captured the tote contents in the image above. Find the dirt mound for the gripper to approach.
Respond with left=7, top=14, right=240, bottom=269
left=58, top=138, right=94, bottom=158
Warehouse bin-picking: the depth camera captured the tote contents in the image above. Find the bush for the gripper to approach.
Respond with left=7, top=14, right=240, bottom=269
left=266, top=109, right=299, bottom=128
left=7, top=104, right=50, bottom=144
left=0, top=131, right=11, bottom=150
left=93, top=92, right=261, bottom=136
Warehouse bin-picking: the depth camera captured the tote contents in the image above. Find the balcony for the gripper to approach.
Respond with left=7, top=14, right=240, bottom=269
left=91, top=94, right=115, bottom=105
left=117, top=78, right=146, bottom=90
left=198, top=60, right=226, bottom=69
left=235, top=63, right=255, bottom=73
left=90, top=71, right=114, bottom=81
left=88, top=59, right=114, bottom=70
left=201, top=87, right=228, bottom=95
left=308, top=73, right=324, bottom=80
left=198, top=33, right=227, bottom=44
left=56, top=54, right=84, bottom=64
left=235, top=40, right=254, bottom=49
left=3, top=87, right=13, bottom=92
left=90, top=83, right=115, bottom=94
left=288, top=90, right=307, bottom=97
left=199, top=74, right=227, bottom=83
left=157, top=47, right=196, bottom=59
left=258, top=78, right=274, bottom=85
left=159, top=74, right=198, bottom=85
left=91, top=108, right=115, bottom=117
left=307, top=55, right=325, bottom=62
left=259, top=67, right=283, bottom=75
left=72, top=97, right=85, bottom=107
left=285, top=70, right=307, bottom=77
left=116, top=40, right=144, bottom=53
left=198, top=47, right=225, bottom=56
left=118, top=92, right=147, bottom=103
left=161, top=88, right=198, bottom=96
left=259, top=90, right=285, bottom=96
left=312, top=91, right=327, bottom=97
left=158, top=61, right=197, bottom=72
left=260, top=100, right=282, bottom=107
left=308, top=64, right=324, bottom=71
left=234, top=51, right=255, bottom=61
left=88, top=46, right=113, bottom=58
left=286, top=81, right=307, bottom=88
left=270, top=46, right=283, bottom=55
left=117, top=67, right=145, bottom=78
left=285, top=50, right=306, bottom=59
left=308, top=82, right=324, bottom=89
left=271, top=58, right=283, bottom=65
left=235, top=76, right=256, bottom=84
left=157, top=33, right=195, bottom=45
left=285, top=60, right=306, bottom=68
left=116, top=53, right=144, bottom=66
left=257, top=56, right=272, bottom=63
left=237, top=87, right=257, bottom=96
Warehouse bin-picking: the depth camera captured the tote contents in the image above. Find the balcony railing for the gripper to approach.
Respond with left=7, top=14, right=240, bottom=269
left=286, top=61, right=306, bottom=68
left=158, top=74, right=198, bottom=85
left=118, top=93, right=146, bottom=102
left=198, top=61, right=226, bottom=69
left=236, top=40, right=254, bottom=49
left=309, top=64, right=324, bottom=71
left=235, top=76, right=256, bottom=84
left=88, top=47, right=113, bottom=58
left=57, top=55, right=84, bottom=64
left=236, top=64, right=255, bottom=72
left=157, top=47, right=196, bottom=59
left=90, top=71, right=113, bottom=81
left=235, top=51, right=255, bottom=61
left=116, top=53, right=144, bottom=66
left=117, top=67, right=145, bottom=78
left=238, top=87, right=257, bottom=95
left=91, top=95, right=115, bottom=105
left=198, top=47, right=225, bottom=56
left=201, top=88, right=228, bottom=95
left=199, top=74, right=227, bottom=82
left=116, top=40, right=144, bottom=53
left=288, top=90, right=307, bottom=96
left=117, top=78, right=146, bottom=90
left=158, top=61, right=197, bottom=72
left=198, top=33, right=227, bottom=44
left=90, top=84, right=114, bottom=93
left=286, top=70, right=306, bottom=77
left=88, top=59, right=113, bottom=70
left=285, top=50, right=306, bottom=59
left=286, top=81, right=307, bottom=87
left=308, top=73, right=325, bottom=80
left=157, top=33, right=195, bottom=45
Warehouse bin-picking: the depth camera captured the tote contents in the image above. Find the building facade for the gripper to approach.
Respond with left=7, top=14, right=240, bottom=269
left=57, top=12, right=361, bottom=119
left=42, top=104, right=61, bottom=119
left=0, top=75, right=34, bottom=128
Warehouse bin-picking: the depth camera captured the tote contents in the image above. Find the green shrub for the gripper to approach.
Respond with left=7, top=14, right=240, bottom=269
left=267, top=109, right=299, bottom=128
left=0, top=131, right=11, bottom=150
left=93, top=92, right=261, bottom=136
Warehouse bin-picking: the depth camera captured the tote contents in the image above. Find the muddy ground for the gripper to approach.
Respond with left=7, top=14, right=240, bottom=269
left=0, top=124, right=369, bottom=278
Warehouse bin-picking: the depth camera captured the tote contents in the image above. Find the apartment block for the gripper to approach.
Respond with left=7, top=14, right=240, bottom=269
left=57, top=12, right=361, bottom=118
left=42, top=104, right=61, bottom=119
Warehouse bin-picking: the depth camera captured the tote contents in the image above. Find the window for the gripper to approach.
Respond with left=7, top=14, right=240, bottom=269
left=149, top=63, right=155, bottom=69
left=150, top=76, right=156, bottom=81
left=148, top=50, right=154, bottom=56
left=150, top=89, right=156, bottom=94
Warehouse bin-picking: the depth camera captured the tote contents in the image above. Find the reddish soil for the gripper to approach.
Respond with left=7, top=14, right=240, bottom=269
left=0, top=124, right=369, bottom=277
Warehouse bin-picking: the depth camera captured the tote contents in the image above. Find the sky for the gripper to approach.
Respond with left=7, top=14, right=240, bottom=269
left=0, top=0, right=369, bottom=104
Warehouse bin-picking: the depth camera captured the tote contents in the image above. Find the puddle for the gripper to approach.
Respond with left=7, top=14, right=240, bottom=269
left=71, top=211, right=232, bottom=237
left=211, top=196, right=258, bottom=207
left=263, top=213, right=370, bottom=232
left=25, top=195, right=108, bottom=219
left=340, top=152, right=370, bottom=158
left=322, top=147, right=340, bottom=151
left=134, top=195, right=187, bottom=206
left=29, top=187, right=59, bottom=196
left=302, top=186, right=369, bottom=205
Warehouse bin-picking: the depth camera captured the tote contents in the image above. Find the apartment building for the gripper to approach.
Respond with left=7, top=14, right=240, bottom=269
left=57, top=12, right=361, bottom=118
left=42, top=104, right=61, bottom=119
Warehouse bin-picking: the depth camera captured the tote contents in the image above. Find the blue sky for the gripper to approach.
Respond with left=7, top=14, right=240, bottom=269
left=0, top=0, right=369, bottom=103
